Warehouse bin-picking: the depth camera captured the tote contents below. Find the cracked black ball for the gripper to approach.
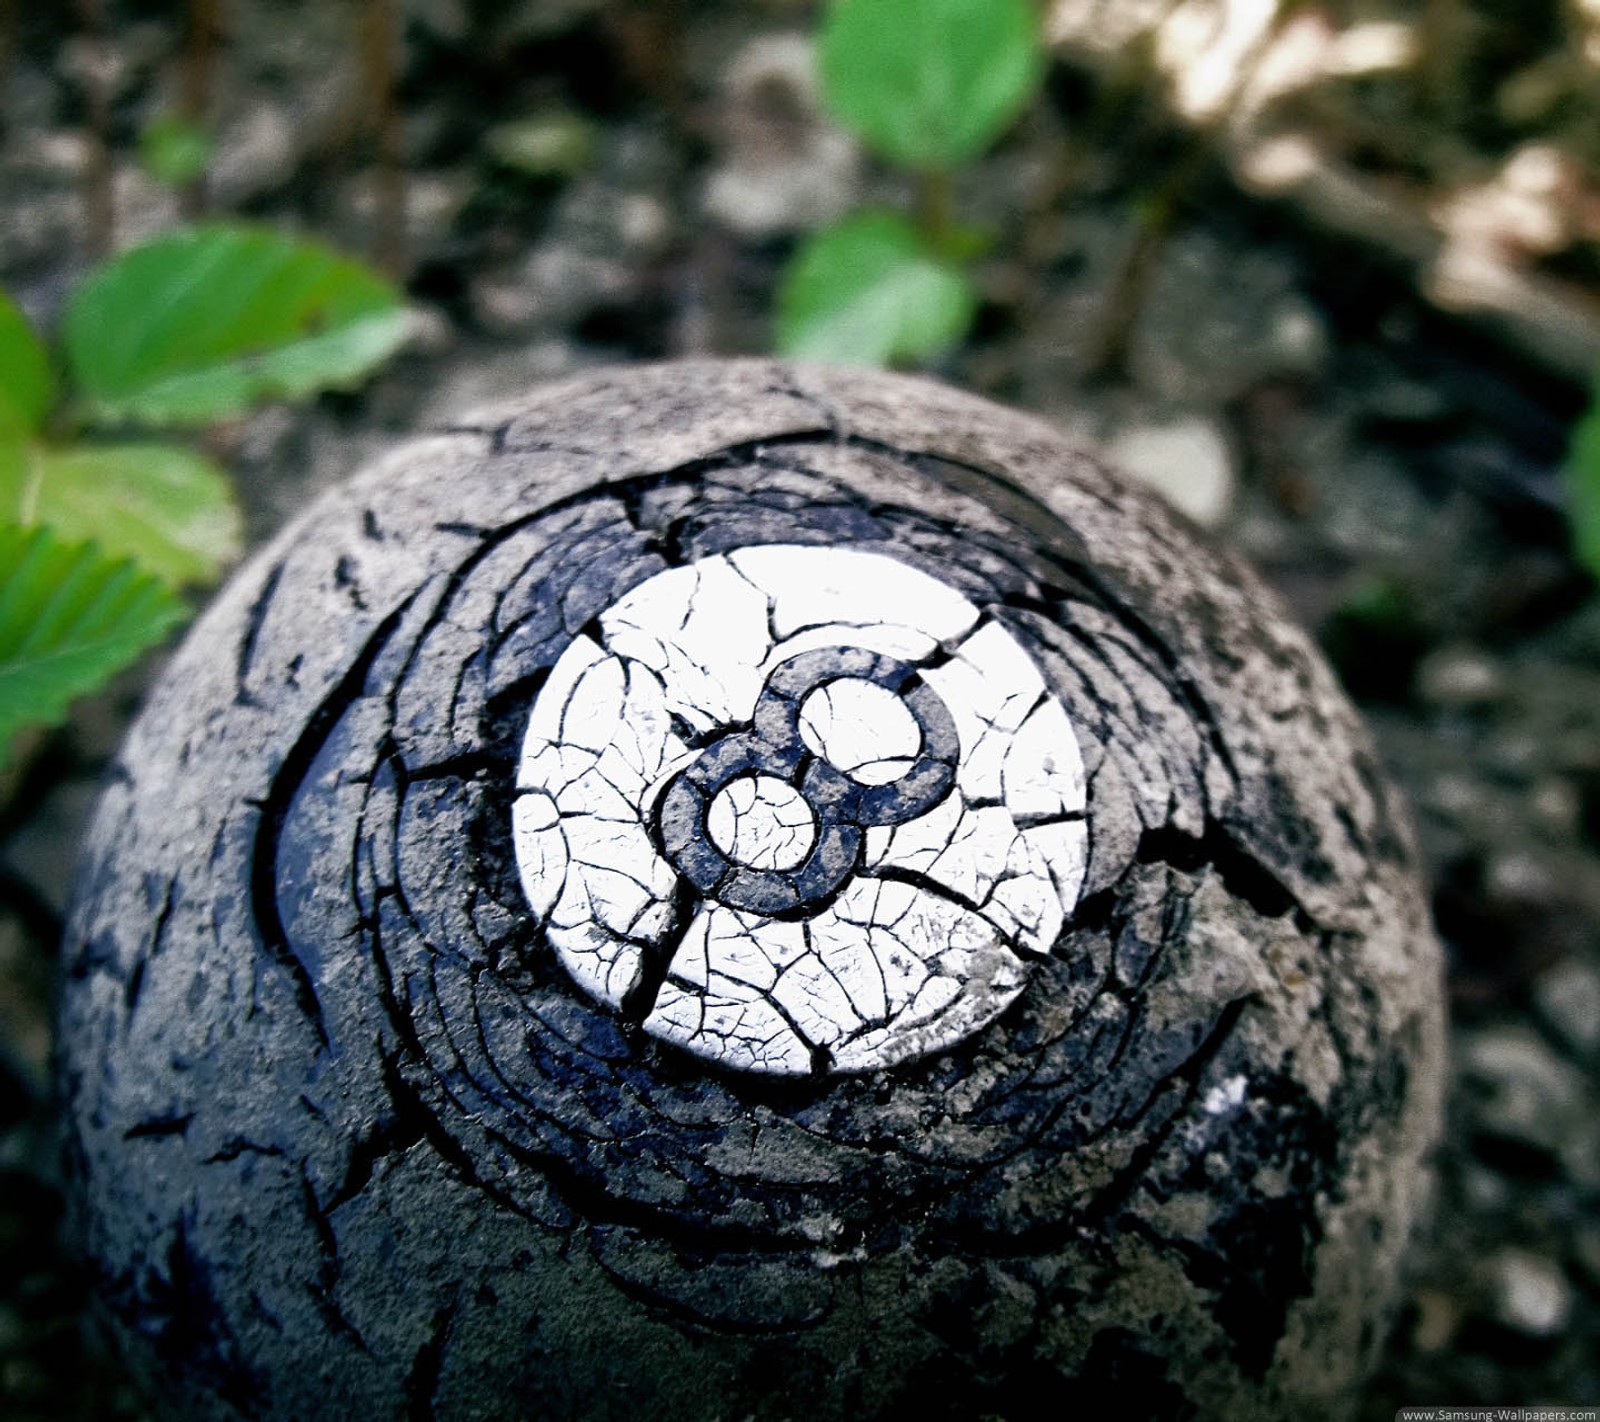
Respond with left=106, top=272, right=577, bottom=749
left=59, top=360, right=1445, bottom=1421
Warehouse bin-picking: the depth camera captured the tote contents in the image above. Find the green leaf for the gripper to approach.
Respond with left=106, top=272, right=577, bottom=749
left=0, top=523, right=187, bottom=765
left=486, top=110, right=597, bottom=179
left=776, top=211, right=977, bottom=367
left=0, top=290, right=55, bottom=439
left=139, top=113, right=214, bottom=188
left=64, top=224, right=411, bottom=426
left=0, top=439, right=241, bottom=588
left=819, top=0, right=1045, bottom=170
left=1565, top=397, right=1600, bottom=579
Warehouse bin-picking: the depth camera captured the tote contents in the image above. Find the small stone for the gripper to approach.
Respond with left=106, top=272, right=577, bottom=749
left=1486, top=1249, right=1572, bottom=1336
left=1105, top=416, right=1235, bottom=528
left=337, top=168, right=469, bottom=258
left=1532, top=957, right=1600, bottom=1056
left=1270, top=303, right=1329, bottom=374
left=1415, top=644, right=1505, bottom=708
left=1528, top=777, right=1581, bottom=838
left=209, top=103, right=300, bottom=208
left=402, top=304, right=456, bottom=360
left=1487, top=731, right=1543, bottom=777
left=472, top=255, right=604, bottom=338
left=1497, top=56, right=1572, bottom=129
left=1135, top=229, right=1332, bottom=401
left=469, top=274, right=542, bottom=336
left=29, top=129, right=91, bottom=178
left=1425, top=770, right=1490, bottom=822
left=1408, top=1287, right=1463, bottom=1353
left=58, top=36, right=132, bottom=99
left=110, top=164, right=181, bottom=249
left=1460, top=1025, right=1593, bottom=1166
left=402, top=172, right=473, bottom=254
left=616, top=193, right=671, bottom=252
left=512, top=243, right=634, bottom=328
left=1461, top=1164, right=1511, bottom=1212
left=701, top=34, right=861, bottom=237
left=1484, top=851, right=1558, bottom=906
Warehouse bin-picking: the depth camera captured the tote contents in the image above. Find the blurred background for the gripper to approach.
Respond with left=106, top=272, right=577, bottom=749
left=1, top=0, right=1598, bottom=1415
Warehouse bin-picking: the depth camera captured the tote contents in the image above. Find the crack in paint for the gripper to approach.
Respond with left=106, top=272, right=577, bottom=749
left=237, top=438, right=1302, bottom=1262
left=513, top=545, right=1089, bottom=1076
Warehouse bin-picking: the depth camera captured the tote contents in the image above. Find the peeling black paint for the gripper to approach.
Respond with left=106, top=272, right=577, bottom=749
left=58, top=366, right=1441, bottom=1422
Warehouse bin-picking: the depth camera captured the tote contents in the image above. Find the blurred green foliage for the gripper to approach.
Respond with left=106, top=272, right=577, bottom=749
left=1565, top=391, right=1600, bottom=582
left=818, top=0, right=1043, bottom=172
left=138, top=113, right=214, bottom=189
left=66, top=226, right=410, bottom=426
left=0, top=224, right=408, bottom=767
left=777, top=210, right=975, bottom=365
left=776, top=0, right=1045, bottom=367
left=486, top=110, right=598, bottom=181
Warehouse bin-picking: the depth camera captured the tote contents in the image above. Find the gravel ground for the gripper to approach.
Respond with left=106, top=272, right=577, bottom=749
left=1, top=2, right=1597, bottom=1417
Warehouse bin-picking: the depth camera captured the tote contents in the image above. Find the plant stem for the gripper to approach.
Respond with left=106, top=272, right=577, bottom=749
left=1082, top=145, right=1207, bottom=385
left=1082, top=201, right=1168, bottom=385
left=179, top=0, right=222, bottom=216
left=74, top=0, right=114, bottom=259
left=358, top=0, right=407, bottom=277
left=1017, top=25, right=1163, bottom=274
left=916, top=167, right=955, bottom=259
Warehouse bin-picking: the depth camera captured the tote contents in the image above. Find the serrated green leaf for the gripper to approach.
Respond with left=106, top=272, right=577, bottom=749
left=1565, top=397, right=1600, bottom=579
left=139, top=113, right=214, bottom=188
left=819, top=0, right=1045, bottom=171
left=0, top=290, right=55, bottom=439
left=65, top=224, right=411, bottom=427
left=0, top=523, right=187, bottom=765
left=776, top=211, right=976, bottom=367
left=0, top=439, right=241, bottom=588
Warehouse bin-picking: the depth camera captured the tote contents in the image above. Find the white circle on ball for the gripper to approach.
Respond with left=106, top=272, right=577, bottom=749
left=706, top=775, right=817, bottom=871
left=799, top=678, right=922, bottom=786
left=511, top=543, right=1088, bottom=1076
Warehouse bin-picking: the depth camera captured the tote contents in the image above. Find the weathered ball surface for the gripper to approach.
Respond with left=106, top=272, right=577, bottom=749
left=59, top=361, right=1444, bottom=1421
